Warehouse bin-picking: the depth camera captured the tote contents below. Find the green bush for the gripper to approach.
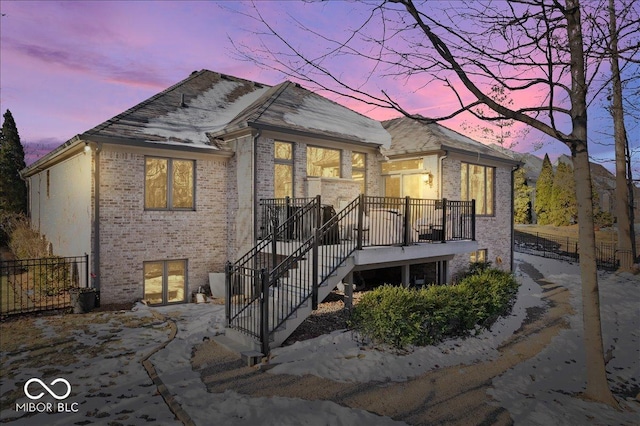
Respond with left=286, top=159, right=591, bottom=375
left=349, top=268, right=519, bottom=349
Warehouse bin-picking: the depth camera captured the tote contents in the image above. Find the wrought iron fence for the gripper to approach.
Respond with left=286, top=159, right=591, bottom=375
left=0, top=254, right=90, bottom=317
left=513, top=231, right=622, bottom=270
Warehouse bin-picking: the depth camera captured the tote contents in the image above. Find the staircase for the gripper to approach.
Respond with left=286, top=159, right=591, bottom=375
left=221, top=195, right=476, bottom=359
left=223, top=196, right=362, bottom=357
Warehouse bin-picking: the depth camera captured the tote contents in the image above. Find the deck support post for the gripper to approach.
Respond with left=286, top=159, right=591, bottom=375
left=401, top=264, right=411, bottom=287
left=343, top=271, right=354, bottom=310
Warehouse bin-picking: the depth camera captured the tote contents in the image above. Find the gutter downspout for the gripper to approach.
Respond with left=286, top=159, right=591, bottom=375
left=438, top=151, right=448, bottom=198
left=93, top=143, right=103, bottom=297
left=510, top=164, right=520, bottom=273
left=253, top=130, right=261, bottom=243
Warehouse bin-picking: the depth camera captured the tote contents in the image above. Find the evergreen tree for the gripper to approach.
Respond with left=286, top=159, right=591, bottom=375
left=0, top=110, right=28, bottom=215
left=513, top=167, right=532, bottom=224
left=550, top=162, right=577, bottom=226
left=534, top=154, right=554, bottom=225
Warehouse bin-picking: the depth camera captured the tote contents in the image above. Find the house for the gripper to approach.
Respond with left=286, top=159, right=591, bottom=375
left=23, top=69, right=517, bottom=353
left=381, top=117, right=520, bottom=275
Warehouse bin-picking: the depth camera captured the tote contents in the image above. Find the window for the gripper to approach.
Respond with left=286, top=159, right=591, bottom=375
left=382, top=158, right=430, bottom=198
left=145, top=158, right=194, bottom=210
left=381, top=159, right=422, bottom=173
left=274, top=141, right=293, bottom=198
left=307, top=146, right=341, bottom=177
left=46, top=170, right=50, bottom=198
left=143, top=259, right=187, bottom=305
left=352, top=152, right=366, bottom=194
left=461, top=163, right=494, bottom=215
left=470, top=249, right=488, bottom=263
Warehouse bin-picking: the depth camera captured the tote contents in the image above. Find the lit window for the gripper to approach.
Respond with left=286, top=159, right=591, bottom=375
left=145, top=158, right=194, bottom=210
left=274, top=141, right=293, bottom=198
left=307, top=146, right=341, bottom=177
left=470, top=249, right=488, bottom=263
left=143, top=260, right=187, bottom=305
left=352, top=152, right=366, bottom=194
left=381, top=159, right=422, bottom=173
left=461, top=162, right=494, bottom=215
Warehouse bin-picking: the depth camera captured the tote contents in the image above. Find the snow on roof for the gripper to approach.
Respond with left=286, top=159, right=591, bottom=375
left=141, top=79, right=271, bottom=145
left=283, top=94, right=391, bottom=148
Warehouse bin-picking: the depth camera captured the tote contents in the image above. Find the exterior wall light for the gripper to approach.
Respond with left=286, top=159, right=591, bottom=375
left=423, top=172, right=433, bottom=187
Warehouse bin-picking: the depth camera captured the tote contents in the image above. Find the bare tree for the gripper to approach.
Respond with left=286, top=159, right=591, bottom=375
left=607, top=0, right=637, bottom=269
left=583, top=0, right=639, bottom=269
left=236, top=0, right=625, bottom=406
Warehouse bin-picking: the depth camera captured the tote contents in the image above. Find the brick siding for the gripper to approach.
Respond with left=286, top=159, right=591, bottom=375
left=97, top=147, right=228, bottom=304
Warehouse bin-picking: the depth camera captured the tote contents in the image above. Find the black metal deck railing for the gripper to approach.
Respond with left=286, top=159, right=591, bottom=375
left=0, top=254, right=90, bottom=317
left=226, top=195, right=476, bottom=354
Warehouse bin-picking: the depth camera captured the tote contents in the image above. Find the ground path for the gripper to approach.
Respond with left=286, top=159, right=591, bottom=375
left=193, top=260, right=574, bottom=425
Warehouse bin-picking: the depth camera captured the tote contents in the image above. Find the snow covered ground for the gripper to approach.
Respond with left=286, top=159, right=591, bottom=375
left=1, top=252, right=638, bottom=425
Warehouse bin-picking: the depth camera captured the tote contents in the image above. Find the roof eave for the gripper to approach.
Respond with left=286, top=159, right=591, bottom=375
left=80, top=134, right=235, bottom=156
left=22, top=135, right=85, bottom=177
left=440, top=144, right=521, bottom=166
left=249, top=122, right=387, bottom=148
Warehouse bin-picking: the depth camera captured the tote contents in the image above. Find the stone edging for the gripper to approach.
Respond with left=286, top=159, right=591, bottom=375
left=141, top=310, right=195, bottom=426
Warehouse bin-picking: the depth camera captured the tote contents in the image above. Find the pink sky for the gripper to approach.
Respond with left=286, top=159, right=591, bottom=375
left=1, top=1, right=636, bottom=172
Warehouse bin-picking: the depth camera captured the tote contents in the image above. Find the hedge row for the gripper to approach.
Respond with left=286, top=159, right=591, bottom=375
left=349, top=268, right=519, bottom=349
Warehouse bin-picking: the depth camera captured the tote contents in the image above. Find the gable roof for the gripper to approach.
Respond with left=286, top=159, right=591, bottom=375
left=216, top=81, right=391, bottom=147
left=82, top=69, right=390, bottom=148
left=83, top=70, right=271, bottom=147
left=382, top=116, right=517, bottom=164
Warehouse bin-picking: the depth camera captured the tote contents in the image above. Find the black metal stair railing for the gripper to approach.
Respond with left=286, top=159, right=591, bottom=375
left=225, top=195, right=477, bottom=355
left=225, top=196, right=320, bottom=342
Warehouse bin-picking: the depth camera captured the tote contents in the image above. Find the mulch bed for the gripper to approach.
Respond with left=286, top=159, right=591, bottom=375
left=282, top=290, right=363, bottom=345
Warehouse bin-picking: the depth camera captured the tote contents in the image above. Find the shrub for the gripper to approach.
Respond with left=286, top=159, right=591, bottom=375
left=34, top=257, right=76, bottom=295
left=349, top=268, right=519, bottom=349
left=7, top=215, right=49, bottom=260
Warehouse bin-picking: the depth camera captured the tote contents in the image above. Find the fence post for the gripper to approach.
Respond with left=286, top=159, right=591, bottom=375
left=285, top=196, right=291, bottom=240
left=471, top=200, right=476, bottom=241
left=85, top=253, right=89, bottom=289
left=225, top=262, right=231, bottom=326
left=404, top=196, right=411, bottom=246
left=357, top=194, right=364, bottom=250
left=260, top=268, right=269, bottom=356
left=271, top=214, right=278, bottom=273
left=312, top=228, right=319, bottom=310
left=441, top=198, right=447, bottom=243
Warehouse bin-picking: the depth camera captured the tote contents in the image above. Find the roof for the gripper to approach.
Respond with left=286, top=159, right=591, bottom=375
left=82, top=69, right=389, bottom=148
left=489, top=144, right=543, bottom=181
left=24, top=70, right=391, bottom=174
left=217, top=80, right=391, bottom=147
left=381, top=116, right=517, bottom=164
